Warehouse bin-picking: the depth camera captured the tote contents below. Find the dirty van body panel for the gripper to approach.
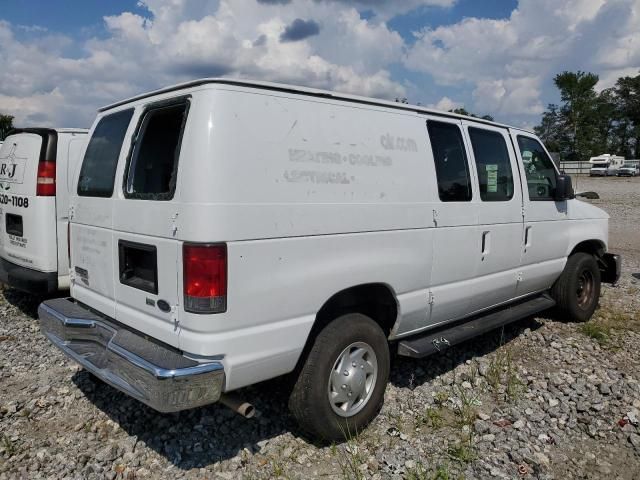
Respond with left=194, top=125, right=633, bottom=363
left=0, top=132, right=57, bottom=273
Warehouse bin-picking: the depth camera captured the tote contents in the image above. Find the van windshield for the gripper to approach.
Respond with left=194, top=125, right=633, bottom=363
left=78, top=109, right=134, bottom=197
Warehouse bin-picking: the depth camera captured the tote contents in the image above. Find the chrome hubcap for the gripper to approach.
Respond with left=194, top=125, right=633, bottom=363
left=328, top=342, right=377, bottom=417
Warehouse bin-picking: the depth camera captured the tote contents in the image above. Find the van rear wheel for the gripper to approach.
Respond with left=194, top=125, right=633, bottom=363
left=551, top=252, right=601, bottom=322
left=289, top=313, right=390, bottom=442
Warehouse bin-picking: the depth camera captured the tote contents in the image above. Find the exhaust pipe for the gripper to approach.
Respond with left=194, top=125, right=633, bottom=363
left=219, top=393, right=255, bottom=418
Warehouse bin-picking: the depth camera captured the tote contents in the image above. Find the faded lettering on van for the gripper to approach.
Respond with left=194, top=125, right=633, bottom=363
left=288, top=149, right=392, bottom=168
left=8, top=235, right=28, bottom=248
left=380, top=134, right=418, bottom=152
left=77, top=232, right=108, bottom=255
left=283, top=170, right=351, bottom=184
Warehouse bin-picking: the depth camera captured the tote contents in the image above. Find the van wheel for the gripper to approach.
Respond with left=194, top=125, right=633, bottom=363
left=551, top=252, right=601, bottom=322
left=289, top=313, right=390, bottom=442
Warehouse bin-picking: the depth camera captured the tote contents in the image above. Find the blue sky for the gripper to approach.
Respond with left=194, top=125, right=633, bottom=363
left=0, top=0, right=638, bottom=128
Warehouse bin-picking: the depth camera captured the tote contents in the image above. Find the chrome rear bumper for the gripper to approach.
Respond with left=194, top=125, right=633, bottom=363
left=38, top=298, right=225, bottom=412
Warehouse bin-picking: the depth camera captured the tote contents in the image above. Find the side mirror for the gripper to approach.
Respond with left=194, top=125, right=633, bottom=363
left=555, top=174, right=574, bottom=201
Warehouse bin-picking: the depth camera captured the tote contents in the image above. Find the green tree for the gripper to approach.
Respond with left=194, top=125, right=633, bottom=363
left=553, top=71, right=602, bottom=161
left=534, top=104, right=565, bottom=154
left=613, top=74, right=640, bottom=158
left=0, top=114, right=14, bottom=141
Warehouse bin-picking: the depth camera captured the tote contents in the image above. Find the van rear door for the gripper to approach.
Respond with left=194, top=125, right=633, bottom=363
left=0, top=130, right=57, bottom=272
left=71, top=109, right=135, bottom=318
left=111, top=98, right=189, bottom=348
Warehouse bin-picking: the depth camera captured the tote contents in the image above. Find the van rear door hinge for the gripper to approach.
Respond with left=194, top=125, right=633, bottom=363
left=69, top=205, right=75, bottom=220
left=432, top=209, right=439, bottom=227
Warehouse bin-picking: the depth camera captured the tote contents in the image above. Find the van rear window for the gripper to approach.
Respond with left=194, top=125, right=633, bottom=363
left=427, top=121, right=472, bottom=202
left=124, top=100, right=189, bottom=200
left=78, top=109, right=134, bottom=197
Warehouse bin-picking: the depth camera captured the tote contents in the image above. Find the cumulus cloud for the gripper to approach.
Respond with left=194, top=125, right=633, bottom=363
left=1, top=0, right=639, bottom=129
left=405, top=0, right=640, bottom=122
left=0, top=0, right=411, bottom=126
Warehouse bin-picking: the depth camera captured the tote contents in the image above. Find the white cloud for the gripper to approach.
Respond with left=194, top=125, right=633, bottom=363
left=427, top=96, right=462, bottom=111
left=405, top=0, right=640, bottom=122
left=0, top=0, right=413, bottom=127
left=1, top=0, right=639, bottom=129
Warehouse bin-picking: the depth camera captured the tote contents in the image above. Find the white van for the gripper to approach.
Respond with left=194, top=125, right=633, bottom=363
left=38, top=80, right=620, bottom=441
left=0, top=128, right=87, bottom=294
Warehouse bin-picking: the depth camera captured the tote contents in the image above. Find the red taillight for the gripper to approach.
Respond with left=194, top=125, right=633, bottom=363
left=36, top=161, right=56, bottom=196
left=183, top=243, right=227, bottom=314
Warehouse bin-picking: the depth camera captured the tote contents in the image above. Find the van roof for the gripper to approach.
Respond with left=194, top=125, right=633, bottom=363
left=99, top=78, right=518, bottom=131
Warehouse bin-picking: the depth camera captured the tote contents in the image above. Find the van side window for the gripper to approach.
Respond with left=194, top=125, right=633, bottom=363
left=468, top=128, right=514, bottom=202
left=427, top=121, right=472, bottom=202
left=516, top=136, right=557, bottom=200
left=78, top=109, right=134, bottom=197
left=124, top=100, right=189, bottom=200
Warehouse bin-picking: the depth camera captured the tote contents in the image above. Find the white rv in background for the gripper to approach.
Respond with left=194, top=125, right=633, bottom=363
left=589, top=154, right=625, bottom=176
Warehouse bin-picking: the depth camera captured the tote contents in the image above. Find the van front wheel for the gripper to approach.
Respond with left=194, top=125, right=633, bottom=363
left=552, top=252, right=601, bottom=322
left=289, top=313, right=390, bottom=442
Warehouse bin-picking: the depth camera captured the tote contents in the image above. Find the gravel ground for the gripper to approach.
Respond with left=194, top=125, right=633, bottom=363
left=1, top=177, right=639, bottom=480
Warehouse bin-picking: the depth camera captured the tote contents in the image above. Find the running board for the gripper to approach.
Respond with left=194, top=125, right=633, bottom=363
left=397, top=294, right=556, bottom=358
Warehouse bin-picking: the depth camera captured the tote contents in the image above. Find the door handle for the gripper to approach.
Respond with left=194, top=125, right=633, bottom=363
left=524, top=226, right=532, bottom=249
left=481, top=231, right=490, bottom=256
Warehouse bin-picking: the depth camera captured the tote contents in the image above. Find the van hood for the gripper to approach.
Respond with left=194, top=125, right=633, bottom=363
left=568, top=198, right=609, bottom=221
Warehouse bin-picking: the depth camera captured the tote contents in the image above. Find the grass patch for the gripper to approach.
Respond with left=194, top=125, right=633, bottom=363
left=486, top=344, right=524, bottom=402
left=0, top=434, right=17, bottom=456
left=580, top=321, right=611, bottom=345
left=447, top=438, right=475, bottom=464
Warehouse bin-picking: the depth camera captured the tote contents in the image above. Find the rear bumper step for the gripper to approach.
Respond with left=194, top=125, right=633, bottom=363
left=38, top=298, right=225, bottom=412
left=398, top=294, right=556, bottom=358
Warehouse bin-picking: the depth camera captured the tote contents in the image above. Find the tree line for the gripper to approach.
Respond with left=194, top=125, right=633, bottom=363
left=535, top=71, right=640, bottom=162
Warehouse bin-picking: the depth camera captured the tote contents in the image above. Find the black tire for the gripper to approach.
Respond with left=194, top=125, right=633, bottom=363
left=288, top=313, right=390, bottom=442
left=551, top=252, right=601, bottom=322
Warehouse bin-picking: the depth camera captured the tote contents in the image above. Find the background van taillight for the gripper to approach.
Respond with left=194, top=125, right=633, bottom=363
left=36, top=161, right=56, bottom=196
left=183, top=243, right=227, bottom=314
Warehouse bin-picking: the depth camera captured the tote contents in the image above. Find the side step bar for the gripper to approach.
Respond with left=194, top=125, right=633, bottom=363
left=397, top=294, right=556, bottom=358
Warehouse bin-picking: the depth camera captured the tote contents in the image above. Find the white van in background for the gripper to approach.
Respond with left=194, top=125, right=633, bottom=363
left=589, top=154, right=625, bottom=176
left=0, top=128, right=87, bottom=294
left=38, top=79, right=620, bottom=441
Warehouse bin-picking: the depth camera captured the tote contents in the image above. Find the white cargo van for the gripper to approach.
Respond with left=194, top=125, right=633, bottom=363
left=0, top=128, right=87, bottom=294
left=38, top=80, right=620, bottom=441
